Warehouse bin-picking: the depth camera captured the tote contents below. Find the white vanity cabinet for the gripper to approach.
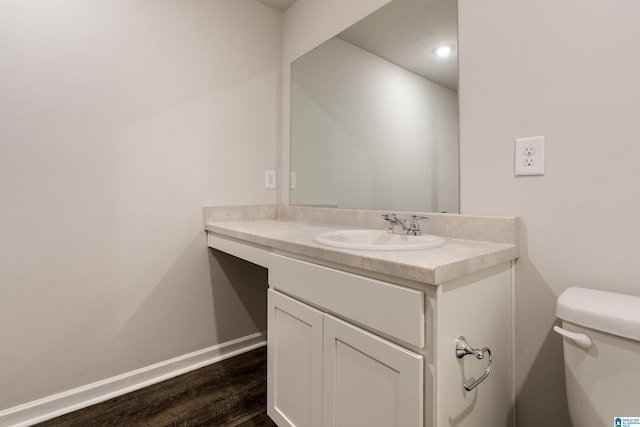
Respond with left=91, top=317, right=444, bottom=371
left=204, top=208, right=518, bottom=427
left=264, top=252, right=513, bottom=427
left=267, top=253, right=425, bottom=427
left=267, top=290, right=424, bottom=427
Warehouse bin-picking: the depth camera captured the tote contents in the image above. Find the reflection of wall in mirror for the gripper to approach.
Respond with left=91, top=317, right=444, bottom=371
left=290, top=37, right=458, bottom=212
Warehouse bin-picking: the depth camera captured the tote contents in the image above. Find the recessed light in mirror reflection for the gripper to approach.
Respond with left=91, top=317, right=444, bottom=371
left=434, top=46, right=453, bottom=57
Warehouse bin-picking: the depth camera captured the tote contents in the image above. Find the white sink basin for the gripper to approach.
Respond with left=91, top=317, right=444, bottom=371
left=313, top=229, right=445, bottom=251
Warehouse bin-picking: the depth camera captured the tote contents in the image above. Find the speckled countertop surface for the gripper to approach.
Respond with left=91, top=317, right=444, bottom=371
left=204, top=206, right=519, bottom=286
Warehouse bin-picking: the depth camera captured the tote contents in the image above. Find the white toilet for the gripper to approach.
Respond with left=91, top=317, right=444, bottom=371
left=555, top=287, right=640, bottom=427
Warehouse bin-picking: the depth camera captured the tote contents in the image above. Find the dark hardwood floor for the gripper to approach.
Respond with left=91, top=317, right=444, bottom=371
left=36, top=346, right=277, bottom=427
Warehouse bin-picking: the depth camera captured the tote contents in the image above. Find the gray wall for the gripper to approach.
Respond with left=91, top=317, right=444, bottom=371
left=284, top=0, right=640, bottom=426
left=0, top=0, right=280, bottom=410
left=5, top=0, right=637, bottom=423
left=459, top=0, right=640, bottom=425
left=280, top=0, right=393, bottom=203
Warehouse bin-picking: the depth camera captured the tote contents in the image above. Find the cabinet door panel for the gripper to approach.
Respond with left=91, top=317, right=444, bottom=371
left=323, top=315, right=423, bottom=427
left=268, top=290, right=323, bottom=427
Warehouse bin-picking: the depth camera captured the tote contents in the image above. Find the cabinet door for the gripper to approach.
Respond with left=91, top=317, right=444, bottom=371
left=268, top=289, right=323, bottom=427
left=323, top=315, right=424, bottom=427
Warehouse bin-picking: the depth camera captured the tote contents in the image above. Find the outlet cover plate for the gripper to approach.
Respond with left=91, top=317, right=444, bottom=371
left=515, top=136, right=545, bottom=176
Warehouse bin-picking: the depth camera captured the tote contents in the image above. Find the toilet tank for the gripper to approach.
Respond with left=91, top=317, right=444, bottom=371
left=556, top=287, right=640, bottom=427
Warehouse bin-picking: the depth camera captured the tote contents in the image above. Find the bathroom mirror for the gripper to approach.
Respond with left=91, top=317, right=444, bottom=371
left=290, top=0, right=458, bottom=212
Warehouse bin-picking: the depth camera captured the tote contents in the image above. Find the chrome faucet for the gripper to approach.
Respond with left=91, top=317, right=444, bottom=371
left=381, top=214, right=430, bottom=236
left=407, top=215, right=429, bottom=235
left=381, top=213, right=406, bottom=234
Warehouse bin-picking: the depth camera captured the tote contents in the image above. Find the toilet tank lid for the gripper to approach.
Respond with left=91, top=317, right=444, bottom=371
left=556, top=287, right=640, bottom=342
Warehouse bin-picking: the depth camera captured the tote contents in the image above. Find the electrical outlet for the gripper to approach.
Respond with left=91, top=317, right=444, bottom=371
left=265, top=170, right=276, bottom=189
left=515, top=136, right=545, bottom=176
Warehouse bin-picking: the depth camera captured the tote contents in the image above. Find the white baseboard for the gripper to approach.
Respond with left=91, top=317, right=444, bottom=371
left=0, top=332, right=266, bottom=427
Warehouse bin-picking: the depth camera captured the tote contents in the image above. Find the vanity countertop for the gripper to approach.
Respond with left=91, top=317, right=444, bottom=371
left=205, top=205, right=519, bottom=286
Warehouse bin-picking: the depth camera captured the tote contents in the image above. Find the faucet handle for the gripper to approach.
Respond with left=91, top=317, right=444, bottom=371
left=407, top=215, right=430, bottom=235
left=409, top=215, right=429, bottom=227
left=381, top=213, right=405, bottom=224
left=381, top=213, right=406, bottom=232
left=381, top=213, right=394, bottom=230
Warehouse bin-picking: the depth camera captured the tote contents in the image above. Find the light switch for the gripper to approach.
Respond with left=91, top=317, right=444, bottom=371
left=290, top=172, right=297, bottom=190
left=265, top=170, right=276, bottom=189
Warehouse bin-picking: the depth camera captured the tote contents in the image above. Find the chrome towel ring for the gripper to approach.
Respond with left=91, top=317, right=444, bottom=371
left=455, top=336, right=492, bottom=392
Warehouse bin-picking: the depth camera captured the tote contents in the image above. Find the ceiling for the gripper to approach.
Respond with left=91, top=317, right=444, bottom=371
left=256, top=0, right=457, bottom=91
left=255, top=0, right=297, bottom=12
left=337, top=0, right=457, bottom=91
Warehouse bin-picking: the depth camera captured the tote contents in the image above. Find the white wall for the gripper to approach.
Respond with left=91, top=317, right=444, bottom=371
left=9, top=0, right=632, bottom=421
left=459, top=0, right=640, bottom=425
left=290, top=37, right=458, bottom=211
left=0, top=0, right=280, bottom=410
left=280, top=0, right=393, bottom=204
left=285, top=0, right=640, bottom=426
